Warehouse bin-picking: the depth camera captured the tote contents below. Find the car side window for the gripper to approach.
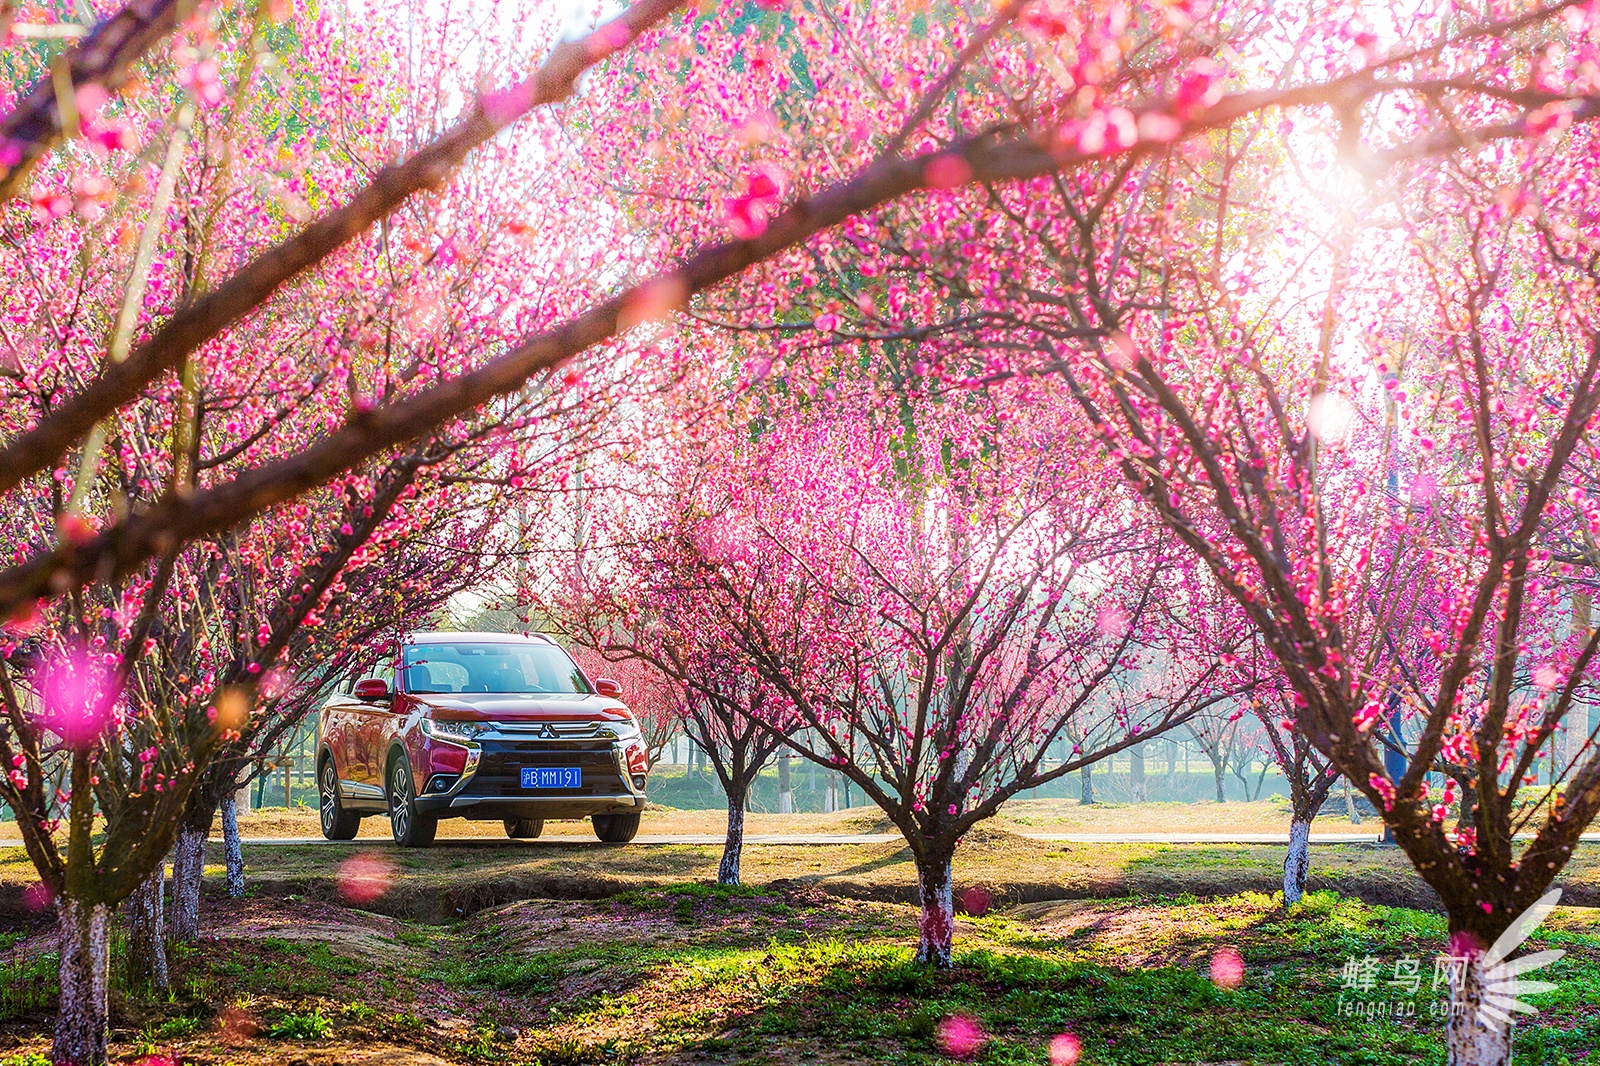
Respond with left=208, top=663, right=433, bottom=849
left=355, top=659, right=395, bottom=695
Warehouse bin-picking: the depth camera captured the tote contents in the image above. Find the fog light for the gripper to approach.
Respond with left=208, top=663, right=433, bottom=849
left=632, top=774, right=647, bottom=790
left=427, top=774, right=457, bottom=793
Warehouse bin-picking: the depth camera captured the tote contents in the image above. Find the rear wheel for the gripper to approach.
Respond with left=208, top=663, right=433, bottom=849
left=388, top=756, right=437, bottom=848
left=592, top=812, right=640, bottom=843
left=504, top=817, right=544, bottom=840
left=319, top=759, right=361, bottom=840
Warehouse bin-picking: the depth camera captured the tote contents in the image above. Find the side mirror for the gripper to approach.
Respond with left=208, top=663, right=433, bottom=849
left=594, top=678, right=622, bottom=699
left=354, top=678, right=391, bottom=702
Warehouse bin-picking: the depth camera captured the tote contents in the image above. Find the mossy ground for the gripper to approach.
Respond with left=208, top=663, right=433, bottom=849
left=3, top=825, right=1599, bottom=1064
left=1, top=862, right=1598, bottom=1065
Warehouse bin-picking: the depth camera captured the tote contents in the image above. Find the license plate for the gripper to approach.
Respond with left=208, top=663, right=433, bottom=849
left=521, top=767, right=581, bottom=789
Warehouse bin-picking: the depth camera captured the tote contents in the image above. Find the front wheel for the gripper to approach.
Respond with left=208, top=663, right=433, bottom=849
left=319, top=759, right=361, bottom=840
left=592, top=812, right=640, bottom=843
left=504, top=817, right=544, bottom=840
left=388, top=757, right=437, bottom=848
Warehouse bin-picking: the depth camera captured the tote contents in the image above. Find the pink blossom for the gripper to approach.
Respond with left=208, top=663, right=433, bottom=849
left=923, top=154, right=973, bottom=190
left=21, top=882, right=53, bottom=913
left=724, top=164, right=788, bottom=239
left=1049, top=1033, right=1082, bottom=1066
left=937, top=1014, right=986, bottom=1059
left=1209, top=946, right=1244, bottom=988
left=336, top=853, right=396, bottom=904
left=38, top=648, right=118, bottom=748
left=1368, top=773, right=1397, bottom=812
left=179, top=57, right=224, bottom=108
left=959, top=886, right=992, bottom=916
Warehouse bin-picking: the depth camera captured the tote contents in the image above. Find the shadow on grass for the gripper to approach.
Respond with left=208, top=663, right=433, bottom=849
left=508, top=903, right=1597, bottom=1066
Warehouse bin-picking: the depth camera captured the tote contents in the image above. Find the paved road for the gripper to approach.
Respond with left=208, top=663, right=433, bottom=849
left=6, top=830, right=1595, bottom=847
left=40, top=830, right=1387, bottom=846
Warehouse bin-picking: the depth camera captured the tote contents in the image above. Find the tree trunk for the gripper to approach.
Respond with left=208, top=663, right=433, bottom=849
left=123, top=866, right=168, bottom=992
left=913, top=849, right=955, bottom=967
left=1344, top=778, right=1361, bottom=824
left=170, top=826, right=206, bottom=941
left=1079, top=764, right=1094, bottom=805
left=1130, top=743, right=1146, bottom=802
left=719, top=786, right=745, bottom=886
left=1213, top=762, right=1227, bottom=803
left=1445, top=950, right=1513, bottom=1066
left=778, top=753, right=792, bottom=814
left=54, top=896, right=110, bottom=1066
left=1283, top=818, right=1311, bottom=905
left=1567, top=593, right=1591, bottom=774
left=222, top=792, right=245, bottom=898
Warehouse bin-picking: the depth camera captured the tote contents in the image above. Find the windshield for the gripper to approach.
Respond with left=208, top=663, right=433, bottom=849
left=401, top=642, right=590, bottom=695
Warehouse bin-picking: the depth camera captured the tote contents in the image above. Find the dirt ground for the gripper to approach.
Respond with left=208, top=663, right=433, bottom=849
left=9, top=821, right=1600, bottom=927
left=223, top=794, right=1378, bottom=838
left=2, top=882, right=1596, bottom=1065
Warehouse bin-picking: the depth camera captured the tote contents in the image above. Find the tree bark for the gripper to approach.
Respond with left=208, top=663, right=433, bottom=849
left=1565, top=594, right=1591, bottom=775
left=1445, top=950, right=1514, bottom=1066
left=170, top=827, right=206, bottom=941
left=1283, top=818, right=1312, bottom=904
left=54, top=896, right=110, bottom=1066
left=719, top=786, right=745, bottom=886
left=1130, top=743, right=1146, bottom=802
left=123, top=866, right=168, bottom=992
left=914, top=849, right=956, bottom=967
left=170, top=784, right=217, bottom=939
left=1344, top=778, right=1361, bottom=824
left=1079, top=764, right=1095, bottom=805
left=222, top=792, right=245, bottom=898
left=778, top=752, right=792, bottom=814
left=1213, top=762, right=1227, bottom=803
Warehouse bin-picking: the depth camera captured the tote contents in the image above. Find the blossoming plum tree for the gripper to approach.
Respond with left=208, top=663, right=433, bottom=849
left=558, top=384, right=1236, bottom=964
left=0, top=1, right=650, bottom=1058
left=1, top=1, right=1599, bottom=1062
left=675, top=6, right=1600, bottom=1058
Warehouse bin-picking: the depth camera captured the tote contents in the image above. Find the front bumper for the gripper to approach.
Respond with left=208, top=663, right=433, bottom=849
left=415, top=735, right=647, bottom=819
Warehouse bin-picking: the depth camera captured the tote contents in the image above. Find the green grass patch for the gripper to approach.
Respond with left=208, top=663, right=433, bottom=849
left=267, top=1007, right=333, bottom=1040
left=0, top=948, right=56, bottom=1023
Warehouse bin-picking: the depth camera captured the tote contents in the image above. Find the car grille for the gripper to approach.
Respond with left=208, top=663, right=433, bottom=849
left=466, top=740, right=628, bottom=797
left=489, top=721, right=621, bottom=740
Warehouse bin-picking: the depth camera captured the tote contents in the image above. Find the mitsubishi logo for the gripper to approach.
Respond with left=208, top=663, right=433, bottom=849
left=538, top=724, right=557, bottom=739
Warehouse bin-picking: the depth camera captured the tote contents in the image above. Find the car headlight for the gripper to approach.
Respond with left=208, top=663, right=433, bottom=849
left=422, top=719, right=489, bottom=740
left=597, top=721, right=641, bottom=742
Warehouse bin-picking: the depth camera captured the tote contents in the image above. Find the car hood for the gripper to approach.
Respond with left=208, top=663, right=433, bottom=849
left=407, top=692, right=631, bottom=722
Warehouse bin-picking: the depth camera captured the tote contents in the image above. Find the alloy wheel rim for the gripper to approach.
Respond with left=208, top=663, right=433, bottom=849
left=319, top=764, right=336, bottom=831
left=391, top=763, right=411, bottom=838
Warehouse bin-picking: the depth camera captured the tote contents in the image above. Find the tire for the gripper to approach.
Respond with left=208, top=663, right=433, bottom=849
left=504, top=817, right=544, bottom=840
left=592, top=812, right=640, bottom=843
left=319, top=758, right=361, bottom=840
left=387, top=755, right=437, bottom=848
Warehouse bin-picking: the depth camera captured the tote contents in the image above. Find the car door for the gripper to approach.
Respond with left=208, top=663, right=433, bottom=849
left=351, top=658, right=396, bottom=787
left=320, top=678, right=360, bottom=786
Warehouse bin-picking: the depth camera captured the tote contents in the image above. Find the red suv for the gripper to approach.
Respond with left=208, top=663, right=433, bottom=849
left=316, top=632, right=649, bottom=846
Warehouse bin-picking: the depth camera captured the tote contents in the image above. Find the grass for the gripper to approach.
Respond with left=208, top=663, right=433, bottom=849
left=0, top=944, right=57, bottom=1024
left=267, top=1006, right=333, bottom=1040
left=0, top=836, right=1597, bottom=1064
